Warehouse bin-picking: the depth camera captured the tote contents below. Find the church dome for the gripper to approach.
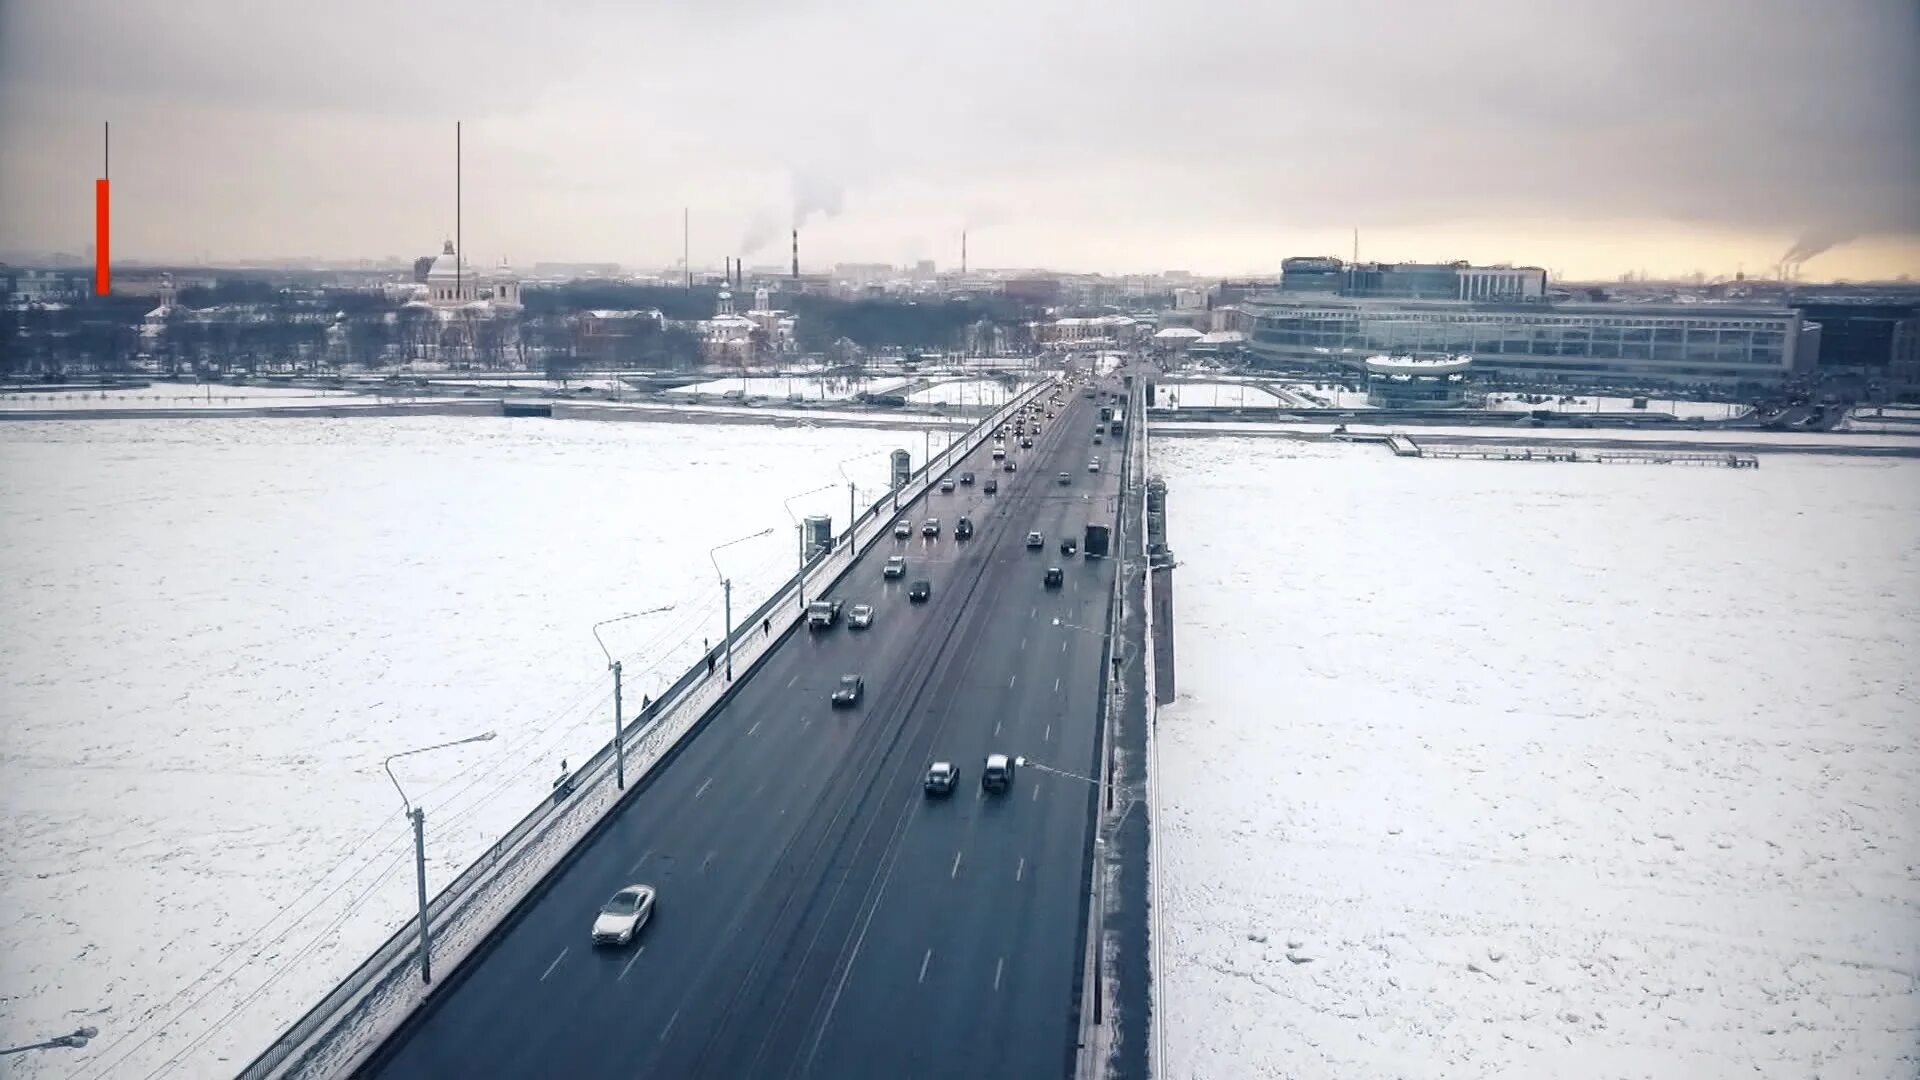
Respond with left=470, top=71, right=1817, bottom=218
left=426, top=239, right=465, bottom=282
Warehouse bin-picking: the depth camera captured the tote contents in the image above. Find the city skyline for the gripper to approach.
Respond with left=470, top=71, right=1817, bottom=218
left=2, top=0, right=1916, bottom=281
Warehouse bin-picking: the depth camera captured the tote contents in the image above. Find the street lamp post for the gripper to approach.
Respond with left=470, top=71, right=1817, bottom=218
left=0, top=1027, right=99, bottom=1057
left=383, top=731, right=497, bottom=985
left=592, top=605, right=676, bottom=790
left=710, top=527, right=774, bottom=681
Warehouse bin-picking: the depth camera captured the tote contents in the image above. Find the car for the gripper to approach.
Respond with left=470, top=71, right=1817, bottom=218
left=959, top=472, right=975, bottom=486
left=1044, top=566, right=1064, bottom=588
left=592, top=884, right=656, bottom=946
left=984, top=478, right=998, bottom=494
left=982, top=754, right=1014, bottom=793
left=1026, top=530, right=1044, bottom=548
left=955, top=516, right=974, bottom=540
left=1060, top=537, right=1077, bottom=556
left=922, top=518, right=940, bottom=537
left=1021, top=437, right=1033, bottom=448
left=1004, top=460, right=1017, bottom=472
left=1088, top=460, right=1101, bottom=473
left=831, top=674, right=865, bottom=708
left=940, top=478, right=956, bottom=493
left=1093, top=434, right=1103, bottom=445
left=883, top=554, right=907, bottom=578
left=1057, top=472, right=1071, bottom=485
left=908, top=579, right=931, bottom=602
left=848, top=603, right=875, bottom=629
left=894, top=520, right=911, bottom=539
left=924, top=761, right=959, bottom=797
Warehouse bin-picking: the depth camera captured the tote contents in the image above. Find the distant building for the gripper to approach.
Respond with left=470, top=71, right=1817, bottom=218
left=1788, top=301, right=1919, bottom=375
left=1280, top=257, right=1344, bottom=294
left=576, top=309, right=665, bottom=366
left=1277, top=257, right=1547, bottom=302
left=419, top=241, right=521, bottom=310
left=1035, top=315, right=1145, bottom=348
left=1242, top=295, right=1815, bottom=387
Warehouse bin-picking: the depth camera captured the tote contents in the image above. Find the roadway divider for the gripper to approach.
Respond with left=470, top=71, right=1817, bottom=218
left=242, top=379, right=1057, bottom=1080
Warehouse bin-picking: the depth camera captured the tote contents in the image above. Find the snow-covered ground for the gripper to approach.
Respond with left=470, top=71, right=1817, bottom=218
left=1158, top=382, right=1284, bottom=408
left=1151, top=436, right=1920, bottom=1079
left=664, top=375, right=912, bottom=400
left=0, top=416, right=929, bottom=1078
left=1485, top=395, right=1749, bottom=420
left=905, top=378, right=1031, bottom=406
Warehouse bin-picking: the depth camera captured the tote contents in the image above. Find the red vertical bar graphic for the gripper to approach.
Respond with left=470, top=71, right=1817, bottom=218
left=95, top=178, right=111, bottom=295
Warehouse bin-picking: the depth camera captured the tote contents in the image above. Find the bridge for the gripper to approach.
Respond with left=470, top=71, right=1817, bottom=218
left=245, top=364, right=1155, bottom=1079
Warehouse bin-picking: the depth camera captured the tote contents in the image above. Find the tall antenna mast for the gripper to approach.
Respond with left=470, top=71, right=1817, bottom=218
left=456, top=121, right=463, bottom=301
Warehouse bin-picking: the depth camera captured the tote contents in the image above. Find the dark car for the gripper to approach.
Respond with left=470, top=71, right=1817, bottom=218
left=831, top=674, right=864, bottom=708
left=984, top=478, right=998, bottom=494
left=955, top=516, right=974, bottom=540
left=1057, top=472, right=1071, bottom=485
left=1021, top=437, right=1033, bottom=448
left=1004, top=460, right=1017, bottom=472
left=959, top=472, right=975, bottom=486
left=1060, top=538, right=1077, bottom=556
left=1044, top=566, right=1064, bottom=588
left=908, top=579, right=932, bottom=602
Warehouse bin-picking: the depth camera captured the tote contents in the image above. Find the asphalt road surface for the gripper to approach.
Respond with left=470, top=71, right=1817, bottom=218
left=362, top=372, right=1127, bottom=1079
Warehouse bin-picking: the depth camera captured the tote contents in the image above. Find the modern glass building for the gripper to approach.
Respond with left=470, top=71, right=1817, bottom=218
left=1243, top=296, right=1816, bottom=386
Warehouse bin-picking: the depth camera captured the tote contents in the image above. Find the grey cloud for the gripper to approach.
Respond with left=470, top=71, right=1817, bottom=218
left=1, top=0, right=1915, bottom=272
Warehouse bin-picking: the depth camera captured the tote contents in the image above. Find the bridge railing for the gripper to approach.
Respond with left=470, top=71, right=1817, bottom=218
left=239, top=377, right=1055, bottom=1080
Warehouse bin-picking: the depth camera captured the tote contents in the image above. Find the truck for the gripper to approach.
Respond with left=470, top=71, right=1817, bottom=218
left=1083, top=523, right=1111, bottom=559
left=1099, top=405, right=1114, bottom=422
left=806, top=599, right=844, bottom=630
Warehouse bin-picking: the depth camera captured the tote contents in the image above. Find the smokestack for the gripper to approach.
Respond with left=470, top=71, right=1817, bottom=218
left=962, top=230, right=967, bottom=275
left=735, top=256, right=742, bottom=292
left=791, top=229, right=799, bottom=280
left=723, top=257, right=730, bottom=286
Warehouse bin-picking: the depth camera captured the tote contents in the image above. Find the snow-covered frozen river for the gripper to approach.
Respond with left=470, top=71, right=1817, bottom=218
left=0, top=415, right=935, bottom=1077
left=1151, top=437, right=1920, bottom=1079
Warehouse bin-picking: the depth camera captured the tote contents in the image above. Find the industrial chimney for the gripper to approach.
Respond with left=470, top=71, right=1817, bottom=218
left=791, top=229, right=799, bottom=280
left=961, top=229, right=967, bottom=275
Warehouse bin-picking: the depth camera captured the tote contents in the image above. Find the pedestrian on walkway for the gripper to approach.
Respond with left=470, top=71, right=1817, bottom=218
left=707, top=651, right=716, bottom=674
left=763, top=617, right=771, bottom=636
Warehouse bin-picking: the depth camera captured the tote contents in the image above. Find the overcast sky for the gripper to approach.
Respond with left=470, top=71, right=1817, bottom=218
left=2, top=0, right=1916, bottom=279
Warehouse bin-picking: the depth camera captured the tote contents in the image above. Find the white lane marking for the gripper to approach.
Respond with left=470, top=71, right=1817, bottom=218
left=1053, top=677, right=1060, bottom=692
left=994, top=719, right=1002, bottom=737
left=994, top=956, right=1005, bottom=990
left=695, top=777, right=713, bottom=799
left=541, top=948, right=567, bottom=982
left=1021, top=636, right=1027, bottom=651
left=747, top=720, right=761, bottom=737
left=660, top=1009, right=680, bottom=1041
left=1009, top=673, right=1017, bottom=688
left=1031, top=783, right=1040, bottom=801
left=1062, top=640, right=1068, bottom=653
left=1030, top=606, right=1036, bottom=618
left=787, top=675, right=799, bottom=688
left=1045, top=723, right=1052, bottom=743
left=619, top=945, right=647, bottom=981
left=801, top=715, right=811, bottom=727
left=629, top=850, right=651, bottom=875
left=950, top=850, right=964, bottom=879
left=920, top=948, right=933, bottom=984
left=1016, top=857, right=1025, bottom=882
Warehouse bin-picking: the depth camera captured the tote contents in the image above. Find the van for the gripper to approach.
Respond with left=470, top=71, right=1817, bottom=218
left=982, top=754, right=1014, bottom=793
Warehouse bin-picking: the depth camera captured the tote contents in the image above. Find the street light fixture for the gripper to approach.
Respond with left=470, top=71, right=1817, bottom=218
left=592, top=604, right=676, bottom=791
left=383, top=730, right=497, bottom=985
left=710, top=527, right=775, bottom=681
left=0, top=1026, right=100, bottom=1056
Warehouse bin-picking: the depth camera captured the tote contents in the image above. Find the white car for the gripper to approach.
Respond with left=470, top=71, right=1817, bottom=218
left=1088, top=459, right=1101, bottom=472
left=1026, top=531, right=1044, bottom=548
left=592, top=884, right=656, bottom=946
left=894, top=520, right=911, bottom=539
left=849, top=603, right=875, bottom=628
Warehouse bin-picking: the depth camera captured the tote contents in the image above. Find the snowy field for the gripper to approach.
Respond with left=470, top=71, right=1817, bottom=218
left=1152, top=437, right=1920, bottom=1080
left=905, top=378, right=1031, bottom=406
left=0, top=416, right=927, bottom=1078
left=1485, top=395, right=1749, bottom=420
left=0, top=384, right=363, bottom=411
left=1158, top=382, right=1285, bottom=408
left=663, top=375, right=911, bottom=400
